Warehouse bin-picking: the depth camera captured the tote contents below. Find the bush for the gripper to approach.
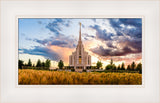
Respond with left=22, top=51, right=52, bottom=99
left=71, top=68, right=75, bottom=72
left=83, top=69, right=86, bottom=72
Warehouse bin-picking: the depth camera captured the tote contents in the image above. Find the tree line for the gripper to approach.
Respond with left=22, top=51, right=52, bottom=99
left=19, top=59, right=142, bottom=74
left=96, top=59, right=142, bottom=73
left=19, top=59, right=51, bottom=70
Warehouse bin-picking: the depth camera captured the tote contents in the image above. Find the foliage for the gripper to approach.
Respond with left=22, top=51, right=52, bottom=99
left=42, top=62, right=45, bottom=67
left=36, top=59, right=42, bottom=67
left=117, top=65, right=121, bottom=70
left=91, top=66, right=97, bottom=69
left=18, top=69, right=142, bottom=85
left=83, top=69, right=86, bottom=72
left=136, top=63, right=142, bottom=74
left=27, top=59, right=32, bottom=67
left=71, top=68, right=75, bottom=72
left=110, top=59, right=113, bottom=65
left=105, top=64, right=116, bottom=70
left=96, top=61, right=103, bottom=69
left=58, top=60, right=64, bottom=69
left=45, top=59, right=51, bottom=69
left=105, top=59, right=116, bottom=70
left=121, top=62, right=125, bottom=70
left=127, top=65, right=131, bottom=70
left=18, top=60, right=24, bottom=69
left=131, top=61, right=136, bottom=70
left=96, top=70, right=139, bottom=73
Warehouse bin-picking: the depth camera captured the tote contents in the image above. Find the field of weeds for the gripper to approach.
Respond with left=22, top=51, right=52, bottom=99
left=18, top=69, right=142, bottom=85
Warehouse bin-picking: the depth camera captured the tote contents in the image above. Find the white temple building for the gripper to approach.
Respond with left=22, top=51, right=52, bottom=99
left=69, top=23, right=91, bottom=70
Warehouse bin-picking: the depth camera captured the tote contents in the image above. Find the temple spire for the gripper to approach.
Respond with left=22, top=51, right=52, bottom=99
left=79, top=22, right=81, bottom=41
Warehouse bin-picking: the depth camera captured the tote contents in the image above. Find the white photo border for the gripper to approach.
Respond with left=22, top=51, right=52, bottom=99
left=0, top=0, right=160, bottom=103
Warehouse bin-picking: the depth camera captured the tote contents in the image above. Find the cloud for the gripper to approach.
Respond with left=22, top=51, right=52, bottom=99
left=19, top=18, right=142, bottom=66
left=46, top=19, right=72, bottom=36
left=90, top=25, right=114, bottom=41
left=19, top=44, right=75, bottom=64
left=19, top=46, right=61, bottom=61
left=33, top=39, right=49, bottom=45
left=49, top=45, right=75, bottom=63
left=32, top=35, right=77, bottom=48
left=90, top=39, right=141, bottom=56
left=50, top=40, right=67, bottom=45
left=109, top=18, right=142, bottom=39
left=88, top=18, right=142, bottom=57
left=82, top=33, right=95, bottom=40
left=106, top=42, right=117, bottom=48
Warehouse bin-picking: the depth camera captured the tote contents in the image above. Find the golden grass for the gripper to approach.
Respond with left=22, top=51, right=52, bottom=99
left=18, top=69, right=142, bottom=85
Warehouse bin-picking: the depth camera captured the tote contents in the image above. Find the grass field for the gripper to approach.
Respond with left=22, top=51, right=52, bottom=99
left=18, top=69, right=142, bottom=85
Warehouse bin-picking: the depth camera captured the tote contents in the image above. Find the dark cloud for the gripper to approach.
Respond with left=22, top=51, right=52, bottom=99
left=19, top=46, right=61, bottom=61
left=46, top=19, right=71, bottom=36
left=106, top=42, right=117, bottom=48
left=50, top=40, right=67, bottom=46
left=33, top=39, right=49, bottom=45
left=109, top=18, right=142, bottom=39
left=90, top=25, right=114, bottom=41
left=89, top=18, right=142, bottom=57
left=33, top=35, right=77, bottom=48
left=91, top=43, right=141, bottom=57
left=119, top=19, right=142, bottom=27
left=91, top=39, right=141, bottom=56
left=83, top=33, right=95, bottom=39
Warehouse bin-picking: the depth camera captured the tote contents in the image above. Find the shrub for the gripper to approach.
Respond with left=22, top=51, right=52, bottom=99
left=71, top=68, right=75, bottom=72
left=83, top=69, right=86, bottom=72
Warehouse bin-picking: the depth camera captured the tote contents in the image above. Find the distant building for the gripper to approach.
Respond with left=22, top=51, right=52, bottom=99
left=69, top=23, right=91, bottom=70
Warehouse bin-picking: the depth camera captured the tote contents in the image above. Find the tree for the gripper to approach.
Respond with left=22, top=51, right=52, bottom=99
left=110, top=59, right=113, bottom=65
left=36, top=59, right=42, bottom=67
left=24, top=63, right=27, bottom=66
left=42, top=62, right=45, bottom=67
left=111, top=64, right=116, bottom=70
left=131, top=61, right=136, bottom=70
left=105, top=59, right=116, bottom=70
left=117, top=65, right=121, bottom=70
left=58, top=60, right=64, bottom=69
left=127, top=65, right=131, bottom=70
left=105, top=64, right=112, bottom=70
left=136, top=63, right=142, bottom=74
left=45, top=59, right=51, bottom=69
left=18, top=60, right=24, bottom=69
left=27, top=59, right=32, bottom=67
left=121, top=62, right=125, bottom=70
left=96, top=61, right=103, bottom=69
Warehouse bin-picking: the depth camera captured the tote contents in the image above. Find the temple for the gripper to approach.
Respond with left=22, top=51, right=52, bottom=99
left=69, top=23, right=91, bottom=71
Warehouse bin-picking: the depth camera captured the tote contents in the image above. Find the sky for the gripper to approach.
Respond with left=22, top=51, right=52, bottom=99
left=19, top=18, right=142, bottom=68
